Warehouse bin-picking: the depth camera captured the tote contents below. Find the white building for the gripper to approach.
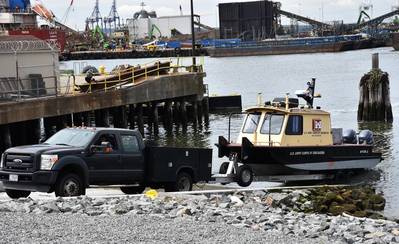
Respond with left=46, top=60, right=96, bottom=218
left=127, top=13, right=192, bottom=40
left=0, top=35, right=60, bottom=99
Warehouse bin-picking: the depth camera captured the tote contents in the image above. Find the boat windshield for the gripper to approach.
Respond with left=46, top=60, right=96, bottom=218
left=242, top=113, right=261, bottom=133
left=260, top=114, right=285, bottom=135
left=45, top=129, right=96, bottom=147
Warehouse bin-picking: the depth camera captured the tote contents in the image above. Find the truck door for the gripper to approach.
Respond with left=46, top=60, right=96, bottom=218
left=86, top=132, right=124, bottom=185
left=119, top=134, right=145, bottom=184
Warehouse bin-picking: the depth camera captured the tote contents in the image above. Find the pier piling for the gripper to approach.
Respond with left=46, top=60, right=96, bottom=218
left=128, top=105, right=135, bottom=130
left=136, top=103, right=144, bottom=136
left=358, top=53, right=393, bottom=122
left=202, top=97, right=210, bottom=124
left=152, top=102, right=159, bottom=135
left=180, top=99, right=188, bottom=127
left=163, top=101, right=173, bottom=131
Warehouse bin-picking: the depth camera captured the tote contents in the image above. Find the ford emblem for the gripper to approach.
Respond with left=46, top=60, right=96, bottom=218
left=13, top=159, right=23, bottom=164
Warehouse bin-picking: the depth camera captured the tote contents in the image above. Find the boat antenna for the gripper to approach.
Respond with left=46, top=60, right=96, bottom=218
left=285, top=93, right=290, bottom=110
left=295, top=78, right=317, bottom=108
left=308, top=78, right=316, bottom=108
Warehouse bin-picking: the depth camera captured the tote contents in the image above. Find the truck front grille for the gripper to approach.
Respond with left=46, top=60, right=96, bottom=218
left=5, top=154, right=34, bottom=172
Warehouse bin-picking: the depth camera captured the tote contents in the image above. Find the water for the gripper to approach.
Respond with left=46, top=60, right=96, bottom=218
left=61, top=47, right=399, bottom=218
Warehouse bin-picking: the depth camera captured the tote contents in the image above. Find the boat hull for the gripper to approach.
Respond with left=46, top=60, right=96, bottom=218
left=217, top=136, right=382, bottom=176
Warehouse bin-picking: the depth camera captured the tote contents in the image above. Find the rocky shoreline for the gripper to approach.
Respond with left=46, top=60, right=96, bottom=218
left=0, top=186, right=398, bottom=243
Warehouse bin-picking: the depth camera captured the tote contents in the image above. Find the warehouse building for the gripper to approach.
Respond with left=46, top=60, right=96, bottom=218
left=127, top=9, right=192, bottom=40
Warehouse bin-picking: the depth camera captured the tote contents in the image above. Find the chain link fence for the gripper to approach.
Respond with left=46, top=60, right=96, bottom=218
left=0, top=39, right=60, bottom=102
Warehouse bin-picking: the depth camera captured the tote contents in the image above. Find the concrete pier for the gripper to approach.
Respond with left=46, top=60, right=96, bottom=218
left=0, top=72, right=206, bottom=152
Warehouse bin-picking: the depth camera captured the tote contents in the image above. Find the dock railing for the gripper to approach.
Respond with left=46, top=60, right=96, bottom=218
left=68, top=57, right=205, bottom=95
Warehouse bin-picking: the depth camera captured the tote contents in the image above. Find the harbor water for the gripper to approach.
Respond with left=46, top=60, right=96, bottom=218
left=61, top=47, right=399, bottom=218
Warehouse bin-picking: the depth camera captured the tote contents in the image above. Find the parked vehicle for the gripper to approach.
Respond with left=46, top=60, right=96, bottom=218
left=0, top=128, right=212, bottom=199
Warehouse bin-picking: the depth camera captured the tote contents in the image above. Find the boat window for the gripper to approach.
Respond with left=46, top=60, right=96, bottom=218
left=285, top=115, right=303, bottom=135
left=260, top=114, right=285, bottom=135
left=242, top=113, right=261, bottom=133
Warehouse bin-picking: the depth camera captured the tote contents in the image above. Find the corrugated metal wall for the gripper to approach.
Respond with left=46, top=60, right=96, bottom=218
left=219, top=0, right=277, bottom=40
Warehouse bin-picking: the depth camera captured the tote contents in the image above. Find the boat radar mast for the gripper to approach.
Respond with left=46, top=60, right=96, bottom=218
left=295, top=78, right=321, bottom=108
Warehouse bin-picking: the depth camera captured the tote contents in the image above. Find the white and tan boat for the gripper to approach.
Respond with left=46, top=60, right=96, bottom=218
left=215, top=79, right=382, bottom=186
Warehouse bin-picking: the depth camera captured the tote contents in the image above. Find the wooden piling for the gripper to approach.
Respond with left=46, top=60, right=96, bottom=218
left=152, top=102, right=159, bottom=135
left=163, top=101, right=173, bottom=131
left=173, top=101, right=180, bottom=124
left=197, top=100, right=203, bottom=124
left=136, top=103, right=144, bottom=136
left=43, top=117, right=58, bottom=139
left=26, top=119, right=41, bottom=145
left=128, top=104, right=135, bottom=129
left=358, top=53, right=393, bottom=122
left=72, top=112, right=83, bottom=127
left=112, top=106, right=128, bottom=128
left=95, top=109, right=110, bottom=127
left=0, top=124, right=12, bottom=152
left=202, top=97, right=210, bottom=124
left=82, top=112, right=91, bottom=127
left=180, top=99, right=188, bottom=127
left=192, top=100, right=199, bottom=126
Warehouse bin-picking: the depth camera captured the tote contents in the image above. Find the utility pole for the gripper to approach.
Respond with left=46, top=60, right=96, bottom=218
left=190, top=0, right=196, bottom=69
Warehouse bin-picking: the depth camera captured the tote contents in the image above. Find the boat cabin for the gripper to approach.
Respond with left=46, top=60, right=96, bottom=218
left=237, top=105, right=333, bottom=147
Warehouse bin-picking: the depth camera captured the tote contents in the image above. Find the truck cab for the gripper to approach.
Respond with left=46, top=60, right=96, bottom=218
left=0, top=128, right=212, bottom=198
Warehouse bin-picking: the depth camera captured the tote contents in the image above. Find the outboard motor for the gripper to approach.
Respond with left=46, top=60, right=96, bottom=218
left=343, top=129, right=357, bottom=144
left=358, top=130, right=374, bottom=145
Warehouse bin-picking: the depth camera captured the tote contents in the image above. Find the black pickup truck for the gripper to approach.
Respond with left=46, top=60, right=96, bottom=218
left=0, top=128, right=212, bottom=199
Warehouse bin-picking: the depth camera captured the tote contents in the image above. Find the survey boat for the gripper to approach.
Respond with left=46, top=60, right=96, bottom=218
left=215, top=79, right=382, bottom=186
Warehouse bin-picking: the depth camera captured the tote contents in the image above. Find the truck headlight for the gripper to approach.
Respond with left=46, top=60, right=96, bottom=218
left=0, top=154, right=4, bottom=168
left=40, top=155, right=58, bottom=170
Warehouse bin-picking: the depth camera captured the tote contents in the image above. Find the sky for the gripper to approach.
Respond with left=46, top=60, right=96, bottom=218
left=38, top=0, right=399, bottom=31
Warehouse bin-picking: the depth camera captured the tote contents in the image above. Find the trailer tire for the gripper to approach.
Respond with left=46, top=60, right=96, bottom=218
left=55, top=173, right=85, bottom=197
left=120, top=186, right=146, bottom=195
left=236, top=165, right=253, bottom=187
left=219, top=162, right=230, bottom=174
left=165, top=172, right=193, bottom=192
left=5, top=189, right=31, bottom=199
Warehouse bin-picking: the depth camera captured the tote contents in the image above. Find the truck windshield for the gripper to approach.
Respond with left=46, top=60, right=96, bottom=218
left=45, top=129, right=96, bottom=147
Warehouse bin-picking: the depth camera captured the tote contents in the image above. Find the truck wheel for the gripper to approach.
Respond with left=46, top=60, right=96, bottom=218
left=219, top=162, right=230, bottom=174
left=55, top=173, right=85, bottom=197
left=5, top=189, right=31, bottom=199
left=236, top=165, right=253, bottom=187
left=165, top=172, right=193, bottom=192
left=120, top=186, right=146, bottom=195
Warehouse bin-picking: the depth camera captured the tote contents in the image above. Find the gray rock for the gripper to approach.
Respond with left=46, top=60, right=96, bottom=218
left=364, top=232, right=386, bottom=239
left=175, top=208, right=192, bottom=217
left=40, top=202, right=60, bottom=213
left=229, top=195, right=244, bottom=207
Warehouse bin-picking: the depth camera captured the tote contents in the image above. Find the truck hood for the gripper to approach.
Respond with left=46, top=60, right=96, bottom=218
left=5, top=144, right=85, bottom=155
